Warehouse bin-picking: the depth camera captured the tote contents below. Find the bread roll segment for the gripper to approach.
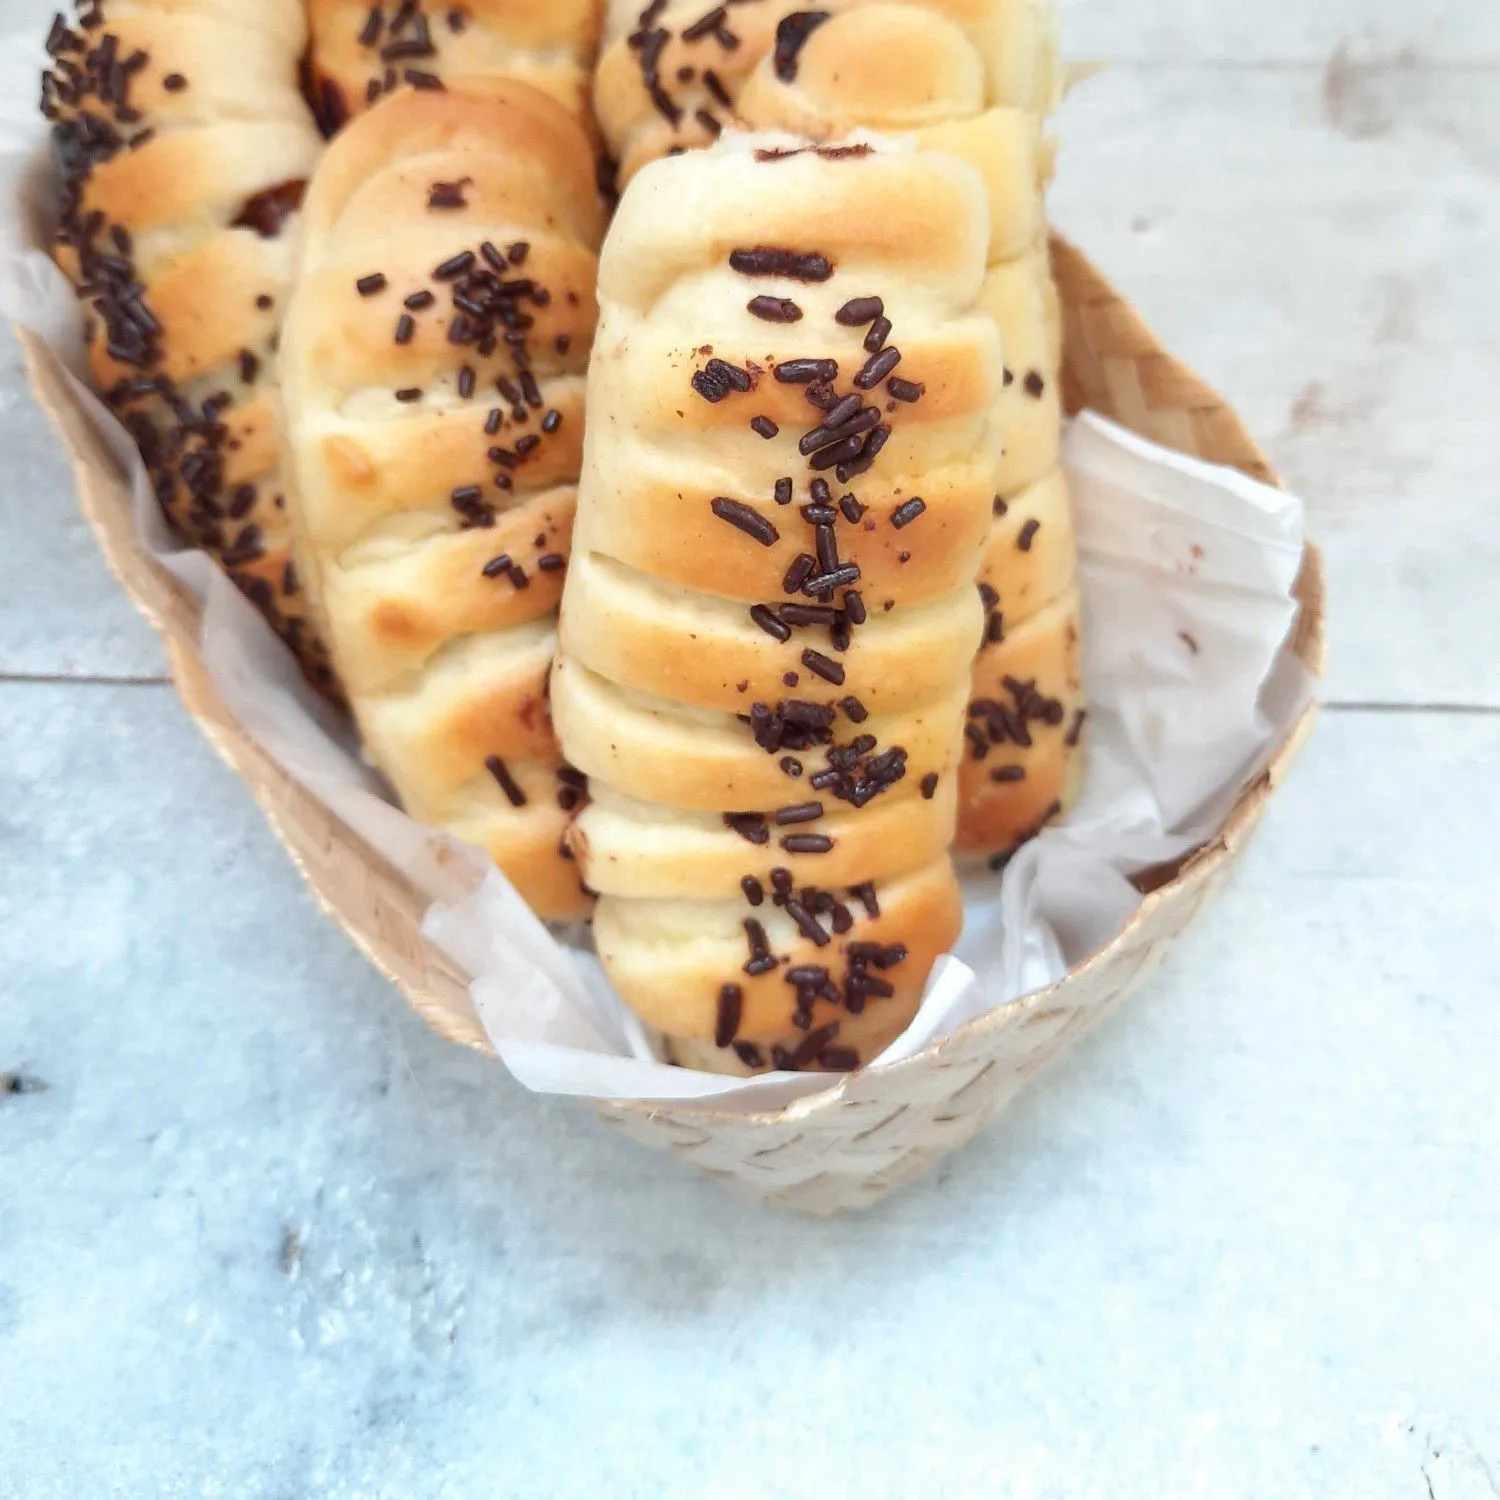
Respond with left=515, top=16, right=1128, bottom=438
left=306, top=0, right=603, bottom=134
left=592, top=0, right=1084, bottom=866
left=557, top=137, right=1001, bottom=1072
left=280, top=79, right=604, bottom=920
left=42, top=0, right=337, bottom=694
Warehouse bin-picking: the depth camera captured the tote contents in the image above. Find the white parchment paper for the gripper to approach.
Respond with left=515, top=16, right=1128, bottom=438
left=1, top=55, right=1313, bottom=1110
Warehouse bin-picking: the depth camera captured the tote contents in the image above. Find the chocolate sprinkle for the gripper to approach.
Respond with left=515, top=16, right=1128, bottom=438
left=890, top=497, right=926, bottom=530
left=750, top=415, right=779, bottom=439
left=781, top=833, right=833, bottom=854
left=748, top=295, right=802, bottom=322
left=774, top=357, right=838, bottom=385
left=750, top=604, right=792, bottom=642
left=800, top=648, right=845, bottom=685
left=835, top=296, right=883, bottom=327
left=725, top=812, right=771, bottom=845
left=1017, top=518, right=1040, bottom=551
left=484, top=755, right=528, bottom=807
left=356, top=272, right=388, bottom=297
left=773, top=10, right=831, bottom=79
left=714, top=984, right=743, bottom=1048
left=711, top=496, right=779, bottom=546
left=729, top=247, right=833, bottom=282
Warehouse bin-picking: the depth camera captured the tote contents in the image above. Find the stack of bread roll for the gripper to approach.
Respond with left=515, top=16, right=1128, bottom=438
left=42, top=0, right=336, bottom=694
left=305, top=0, right=603, bottom=133
left=277, top=79, right=603, bottom=920
left=41, top=1, right=1088, bottom=1074
left=594, top=0, right=1085, bottom=864
left=554, top=138, right=999, bottom=1072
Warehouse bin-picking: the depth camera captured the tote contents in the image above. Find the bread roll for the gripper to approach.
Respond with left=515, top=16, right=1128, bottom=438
left=306, top=0, right=603, bottom=134
left=279, top=79, right=604, bottom=920
left=592, top=0, right=1083, bottom=865
left=41, top=0, right=337, bottom=694
left=556, top=137, right=1004, bottom=1072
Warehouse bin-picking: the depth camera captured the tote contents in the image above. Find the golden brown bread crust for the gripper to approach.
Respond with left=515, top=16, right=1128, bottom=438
left=592, top=0, right=1082, bottom=863
left=598, top=859, right=965, bottom=1069
left=306, top=0, right=603, bottom=135
left=42, top=1, right=338, bottom=694
left=280, top=80, right=603, bottom=920
left=596, top=0, right=1058, bottom=188
left=556, top=138, right=999, bottom=1072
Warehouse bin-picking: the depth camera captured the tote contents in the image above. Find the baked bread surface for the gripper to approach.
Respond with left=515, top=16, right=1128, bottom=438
left=280, top=79, right=604, bottom=920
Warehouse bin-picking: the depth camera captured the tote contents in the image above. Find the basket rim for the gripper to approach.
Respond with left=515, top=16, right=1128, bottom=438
left=15, top=233, right=1326, bottom=1132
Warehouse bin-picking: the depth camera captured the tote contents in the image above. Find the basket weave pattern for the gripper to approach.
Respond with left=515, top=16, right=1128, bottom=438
left=22, top=239, right=1324, bottom=1216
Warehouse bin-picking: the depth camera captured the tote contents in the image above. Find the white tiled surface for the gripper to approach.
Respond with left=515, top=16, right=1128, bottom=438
left=3, top=1, right=1499, bottom=1494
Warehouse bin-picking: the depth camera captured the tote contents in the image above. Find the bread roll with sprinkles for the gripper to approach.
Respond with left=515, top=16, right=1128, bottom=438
left=41, top=0, right=338, bottom=696
left=555, top=137, right=1002, bottom=1073
left=279, top=79, right=603, bottom=921
left=306, top=0, right=604, bottom=136
left=592, top=0, right=1083, bottom=866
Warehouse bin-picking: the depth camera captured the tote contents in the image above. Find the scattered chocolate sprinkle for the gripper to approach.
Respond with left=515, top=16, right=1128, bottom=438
left=781, top=833, right=833, bottom=854
left=704, top=67, right=732, bottom=105
left=1017, top=518, right=1040, bottom=551
left=428, top=178, right=471, bottom=211
left=750, top=415, right=779, bottom=439
left=725, top=812, right=771, bottom=845
left=394, top=313, right=415, bottom=344
left=715, top=984, right=743, bottom=1048
left=692, top=357, right=752, bottom=402
left=457, top=365, right=476, bottom=399
left=839, top=696, right=868, bottom=723
left=775, top=801, right=824, bottom=826
left=1024, top=370, right=1046, bottom=398
left=712, top=496, right=779, bottom=546
left=784, top=899, right=830, bottom=946
left=729, top=247, right=833, bottom=282
left=863, top=316, right=891, bottom=353
left=800, top=648, right=844, bottom=685
left=782, top=553, right=816, bottom=593
left=394, top=387, right=422, bottom=402
left=695, top=108, right=723, bottom=137
left=750, top=604, right=792, bottom=642
left=733, top=1042, right=764, bottom=1068
left=405, top=68, right=444, bottom=90
left=887, top=377, right=924, bottom=403
left=992, top=765, right=1026, bottom=782
left=741, top=875, right=765, bottom=906
left=803, top=564, right=860, bottom=594
left=1065, top=709, right=1087, bottom=748
left=238, top=349, right=260, bottom=384
left=484, top=755, right=528, bottom=807
left=538, top=553, right=567, bottom=572
left=775, top=357, right=838, bottom=385
left=890, top=497, right=926, bottom=530
left=162, top=72, right=187, bottom=92
left=748, top=294, right=802, bottom=323
left=780, top=756, right=804, bottom=778
left=773, top=477, right=794, bottom=505
left=854, top=346, right=901, bottom=390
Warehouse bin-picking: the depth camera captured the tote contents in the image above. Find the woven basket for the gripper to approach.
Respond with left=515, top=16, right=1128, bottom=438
left=19, top=237, right=1325, bottom=1216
